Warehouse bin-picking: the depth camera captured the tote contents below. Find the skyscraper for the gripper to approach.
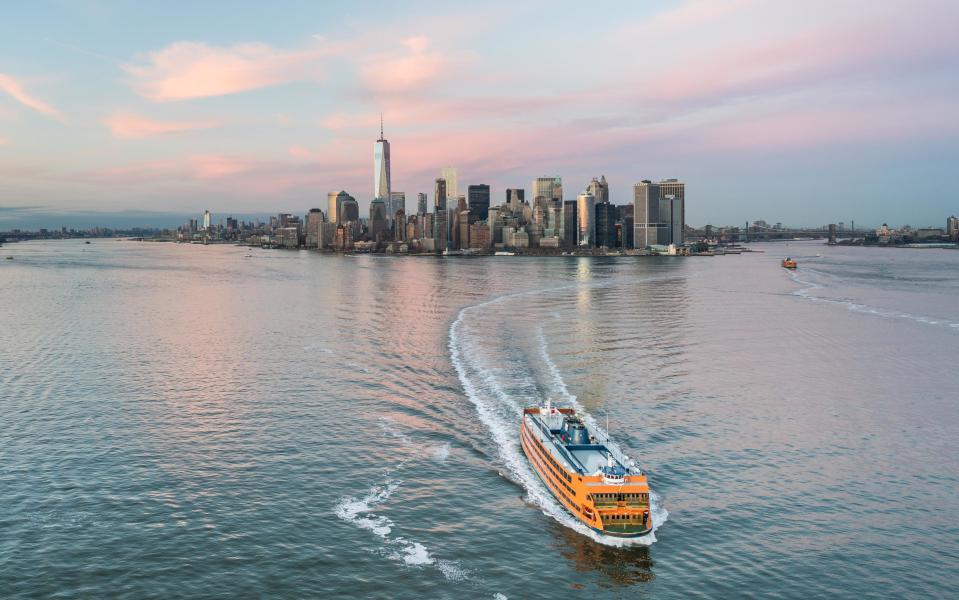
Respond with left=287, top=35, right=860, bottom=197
left=659, top=179, right=685, bottom=245
left=563, top=200, right=578, bottom=248
left=417, top=193, right=428, bottom=216
left=369, top=198, right=388, bottom=240
left=577, top=192, right=595, bottom=247
left=374, top=115, right=391, bottom=203
left=633, top=181, right=664, bottom=248
left=434, top=178, right=448, bottom=251
left=305, top=208, right=324, bottom=248
left=339, top=196, right=359, bottom=224
left=594, top=200, right=617, bottom=248
left=587, top=176, right=609, bottom=204
left=202, top=210, right=212, bottom=230
left=467, top=184, right=490, bottom=223
left=328, top=191, right=354, bottom=225
left=441, top=167, right=458, bottom=201
left=507, top=189, right=525, bottom=215
left=533, top=177, right=562, bottom=203
left=390, top=192, right=405, bottom=222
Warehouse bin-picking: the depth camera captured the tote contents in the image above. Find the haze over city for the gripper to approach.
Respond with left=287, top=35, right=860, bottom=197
left=1, top=0, right=958, bottom=228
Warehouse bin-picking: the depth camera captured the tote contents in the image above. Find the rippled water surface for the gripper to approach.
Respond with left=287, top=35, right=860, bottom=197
left=1, top=240, right=957, bottom=599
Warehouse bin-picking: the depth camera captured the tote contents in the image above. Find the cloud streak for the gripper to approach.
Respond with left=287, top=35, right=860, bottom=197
left=123, top=40, right=337, bottom=101
left=103, top=111, right=219, bottom=138
left=0, top=73, right=61, bottom=119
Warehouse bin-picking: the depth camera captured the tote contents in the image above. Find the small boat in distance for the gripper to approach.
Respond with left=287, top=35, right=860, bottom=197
left=520, top=399, right=653, bottom=538
left=782, top=257, right=798, bottom=269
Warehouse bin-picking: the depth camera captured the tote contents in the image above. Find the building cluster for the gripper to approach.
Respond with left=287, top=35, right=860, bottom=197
left=177, top=120, right=686, bottom=254
left=859, top=217, right=959, bottom=245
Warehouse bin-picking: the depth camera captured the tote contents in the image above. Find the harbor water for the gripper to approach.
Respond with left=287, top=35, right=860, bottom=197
left=1, top=240, right=957, bottom=599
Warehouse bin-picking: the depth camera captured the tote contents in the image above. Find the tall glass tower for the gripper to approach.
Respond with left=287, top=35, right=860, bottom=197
left=373, top=114, right=391, bottom=203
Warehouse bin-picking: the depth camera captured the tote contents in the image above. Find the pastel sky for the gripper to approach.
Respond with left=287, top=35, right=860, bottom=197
left=1, top=0, right=958, bottom=227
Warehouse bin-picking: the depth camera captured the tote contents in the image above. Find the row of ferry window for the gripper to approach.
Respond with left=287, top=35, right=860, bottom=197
left=526, top=428, right=576, bottom=504
left=524, top=427, right=576, bottom=497
left=592, top=493, right=649, bottom=502
left=526, top=438, right=580, bottom=513
left=526, top=425, right=573, bottom=483
left=606, top=514, right=638, bottom=521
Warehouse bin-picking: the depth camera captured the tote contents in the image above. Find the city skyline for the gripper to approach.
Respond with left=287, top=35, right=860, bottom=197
left=1, top=1, right=958, bottom=228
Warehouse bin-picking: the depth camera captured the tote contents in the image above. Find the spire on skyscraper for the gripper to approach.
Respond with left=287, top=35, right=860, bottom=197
left=379, top=113, right=384, bottom=141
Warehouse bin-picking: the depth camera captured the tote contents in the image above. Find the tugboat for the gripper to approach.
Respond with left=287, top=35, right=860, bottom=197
left=781, top=257, right=798, bottom=269
left=520, top=399, right=653, bottom=538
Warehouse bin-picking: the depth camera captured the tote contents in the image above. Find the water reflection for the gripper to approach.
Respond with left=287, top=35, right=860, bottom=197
left=551, top=522, right=655, bottom=587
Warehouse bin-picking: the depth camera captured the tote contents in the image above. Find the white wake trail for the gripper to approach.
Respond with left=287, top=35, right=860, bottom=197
left=787, top=268, right=959, bottom=331
left=334, top=423, right=469, bottom=579
left=449, top=277, right=671, bottom=547
left=534, top=326, right=669, bottom=537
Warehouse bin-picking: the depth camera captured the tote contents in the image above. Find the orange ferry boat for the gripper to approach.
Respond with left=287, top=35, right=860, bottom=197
left=782, top=257, right=798, bottom=269
left=520, top=400, right=652, bottom=538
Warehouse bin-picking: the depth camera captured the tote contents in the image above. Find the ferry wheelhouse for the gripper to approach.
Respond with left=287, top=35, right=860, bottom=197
left=520, top=401, right=653, bottom=538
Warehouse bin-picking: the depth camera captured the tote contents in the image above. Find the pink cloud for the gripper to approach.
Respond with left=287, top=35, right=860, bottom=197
left=124, top=40, right=337, bottom=101
left=686, top=98, right=959, bottom=154
left=360, top=36, right=448, bottom=93
left=637, top=11, right=959, bottom=109
left=189, top=155, right=254, bottom=179
left=0, top=73, right=61, bottom=119
left=0, top=135, right=7, bottom=145
left=641, top=0, right=752, bottom=35
left=103, top=111, right=219, bottom=138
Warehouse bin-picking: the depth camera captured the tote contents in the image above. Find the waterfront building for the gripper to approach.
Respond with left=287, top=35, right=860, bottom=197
left=468, top=184, right=491, bottom=223
left=390, top=192, right=406, bottom=223
left=487, top=207, right=501, bottom=245
left=277, top=227, right=299, bottom=248
left=587, top=176, right=609, bottom=204
left=417, top=193, right=428, bottom=216
left=203, top=210, right=212, bottom=230
left=420, top=213, right=433, bottom=240
left=339, top=196, right=359, bottom=224
left=632, top=179, right=685, bottom=248
left=405, top=217, right=416, bottom=242
left=529, top=204, right=545, bottom=248
left=533, top=177, right=563, bottom=203
left=328, top=191, right=355, bottom=225
left=633, top=181, right=663, bottom=248
left=434, top=178, right=448, bottom=251
left=621, top=204, right=634, bottom=249
left=947, top=215, right=959, bottom=241
left=441, top=167, right=459, bottom=201
left=507, top=188, right=525, bottom=215
left=577, top=191, right=596, bottom=247
left=504, top=227, right=529, bottom=248
left=455, top=209, right=470, bottom=249
left=305, top=208, right=325, bottom=248
left=563, top=200, right=578, bottom=249
left=334, top=225, right=354, bottom=250
left=469, top=223, right=491, bottom=249
left=369, top=198, right=389, bottom=241
left=394, top=209, right=406, bottom=242
left=595, top=200, right=616, bottom=248
left=321, top=222, right=337, bottom=248
left=660, top=178, right=686, bottom=245
left=374, top=116, right=391, bottom=203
